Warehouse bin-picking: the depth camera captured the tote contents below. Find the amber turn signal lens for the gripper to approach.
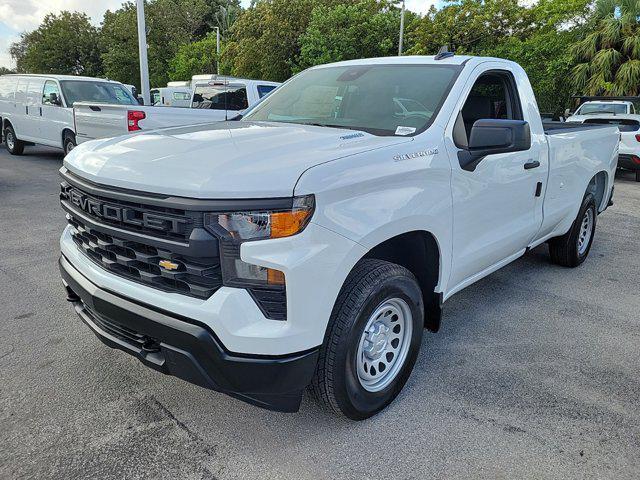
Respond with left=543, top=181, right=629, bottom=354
left=267, top=268, right=286, bottom=285
left=270, top=209, right=312, bottom=238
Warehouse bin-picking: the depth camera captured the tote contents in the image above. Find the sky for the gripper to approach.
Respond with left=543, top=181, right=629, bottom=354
left=0, top=0, right=440, bottom=69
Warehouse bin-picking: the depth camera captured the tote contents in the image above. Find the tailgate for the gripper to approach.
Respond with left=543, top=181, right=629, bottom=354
left=74, top=103, right=128, bottom=144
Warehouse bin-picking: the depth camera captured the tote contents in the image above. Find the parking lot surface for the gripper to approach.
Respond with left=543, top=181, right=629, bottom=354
left=1, top=146, right=639, bottom=479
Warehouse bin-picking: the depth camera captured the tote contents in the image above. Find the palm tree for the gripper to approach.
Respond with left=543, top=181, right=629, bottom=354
left=572, top=0, right=640, bottom=95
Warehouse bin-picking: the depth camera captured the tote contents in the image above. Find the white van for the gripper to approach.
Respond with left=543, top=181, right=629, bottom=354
left=0, top=74, right=139, bottom=156
left=150, top=86, right=193, bottom=107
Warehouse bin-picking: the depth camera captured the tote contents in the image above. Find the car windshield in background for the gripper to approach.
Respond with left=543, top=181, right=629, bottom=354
left=242, top=64, right=462, bottom=136
left=578, top=103, right=628, bottom=115
left=60, top=81, right=138, bottom=106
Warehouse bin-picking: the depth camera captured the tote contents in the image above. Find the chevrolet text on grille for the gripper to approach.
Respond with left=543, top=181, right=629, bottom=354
left=60, top=184, right=187, bottom=234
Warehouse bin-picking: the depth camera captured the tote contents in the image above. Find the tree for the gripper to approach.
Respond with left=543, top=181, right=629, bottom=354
left=9, top=11, right=102, bottom=76
left=408, top=0, right=535, bottom=56
left=221, top=0, right=348, bottom=82
left=297, top=0, right=415, bottom=71
left=169, top=34, right=219, bottom=80
left=101, top=0, right=211, bottom=88
left=0, top=67, right=15, bottom=75
left=572, top=0, right=640, bottom=95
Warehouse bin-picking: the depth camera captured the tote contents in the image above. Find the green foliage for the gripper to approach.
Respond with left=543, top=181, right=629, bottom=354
left=0, top=67, right=15, bottom=75
left=9, top=11, right=103, bottom=76
left=101, top=0, right=211, bottom=89
left=221, top=0, right=348, bottom=82
left=571, top=0, right=640, bottom=95
left=297, top=1, right=414, bottom=71
left=169, top=34, right=219, bottom=80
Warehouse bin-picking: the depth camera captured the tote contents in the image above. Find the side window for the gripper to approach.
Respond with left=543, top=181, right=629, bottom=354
left=257, top=85, right=277, bottom=98
left=456, top=71, right=522, bottom=144
left=173, top=92, right=190, bottom=101
left=42, top=80, right=61, bottom=105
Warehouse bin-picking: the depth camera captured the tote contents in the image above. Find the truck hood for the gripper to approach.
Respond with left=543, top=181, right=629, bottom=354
left=64, top=121, right=412, bottom=198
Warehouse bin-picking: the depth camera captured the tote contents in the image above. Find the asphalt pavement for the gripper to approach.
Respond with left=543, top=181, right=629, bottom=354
left=1, top=146, right=639, bottom=479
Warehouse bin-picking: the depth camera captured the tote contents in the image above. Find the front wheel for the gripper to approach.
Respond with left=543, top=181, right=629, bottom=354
left=4, top=126, right=24, bottom=155
left=548, top=193, right=597, bottom=267
left=63, top=132, right=76, bottom=156
left=309, top=259, right=424, bottom=420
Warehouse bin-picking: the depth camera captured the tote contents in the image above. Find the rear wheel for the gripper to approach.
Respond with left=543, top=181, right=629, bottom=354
left=309, top=259, right=424, bottom=420
left=548, top=193, right=597, bottom=267
left=63, top=132, right=76, bottom=156
left=4, top=125, right=24, bottom=155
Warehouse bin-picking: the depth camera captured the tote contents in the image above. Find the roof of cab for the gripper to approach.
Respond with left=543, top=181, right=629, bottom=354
left=1, top=73, right=123, bottom=83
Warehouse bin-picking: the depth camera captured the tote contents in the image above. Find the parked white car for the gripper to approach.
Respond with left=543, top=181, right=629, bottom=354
left=568, top=100, right=636, bottom=122
left=73, top=76, right=281, bottom=144
left=567, top=100, right=640, bottom=181
left=59, top=55, right=618, bottom=419
left=0, top=74, right=139, bottom=156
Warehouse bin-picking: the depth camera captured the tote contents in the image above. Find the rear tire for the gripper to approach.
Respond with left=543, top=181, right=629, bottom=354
left=309, top=259, right=424, bottom=420
left=63, top=132, right=76, bottom=156
left=4, top=125, right=24, bottom=155
left=548, top=193, right=597, bottom=267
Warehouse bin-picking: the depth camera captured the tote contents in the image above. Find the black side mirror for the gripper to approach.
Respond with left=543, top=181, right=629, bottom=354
left=458, top=119, right=531, bottom=171
left=49, top=92, right=62, bottom=106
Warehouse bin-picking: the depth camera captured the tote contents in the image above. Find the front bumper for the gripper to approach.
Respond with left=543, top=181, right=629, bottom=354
left=60, top=254, right=319, bottom=412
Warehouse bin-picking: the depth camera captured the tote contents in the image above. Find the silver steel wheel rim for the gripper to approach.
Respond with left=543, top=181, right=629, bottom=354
left=6, top=132, right=14, bottom=150
left=577, top=208, right=594, bottom=256
left=356, top=297, right=413, bottom=392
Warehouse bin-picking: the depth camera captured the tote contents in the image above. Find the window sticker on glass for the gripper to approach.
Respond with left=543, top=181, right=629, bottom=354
left=395, top=126, right=416, bottom=136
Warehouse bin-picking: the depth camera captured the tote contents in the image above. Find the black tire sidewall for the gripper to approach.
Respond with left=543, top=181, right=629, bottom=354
left=64, top=134, right=76, bottom=155
left=5, top=127, right=17, bottom=153
left=571, top=194, right=597, bottom=264
left=334, top=275, right=423, bottom=420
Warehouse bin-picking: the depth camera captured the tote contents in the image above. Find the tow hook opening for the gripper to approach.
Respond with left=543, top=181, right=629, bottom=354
left=65, top=284, right=81, bottom=303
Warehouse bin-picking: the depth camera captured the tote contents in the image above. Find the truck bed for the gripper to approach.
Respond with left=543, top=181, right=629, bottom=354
left=542, top=121, right=612, bottom=135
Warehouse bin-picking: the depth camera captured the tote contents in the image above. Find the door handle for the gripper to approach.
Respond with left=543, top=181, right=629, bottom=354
left=524, top=160, right=540, bottom=170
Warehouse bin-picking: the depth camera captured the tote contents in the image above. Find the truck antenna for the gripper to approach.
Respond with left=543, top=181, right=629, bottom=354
left=435, top=45, right=454, bottom=60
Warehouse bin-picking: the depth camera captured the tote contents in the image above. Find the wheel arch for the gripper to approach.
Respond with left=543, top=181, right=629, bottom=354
left=587, top=170, right=608, bottom=212
left=361, top=230, right=442, bottom=332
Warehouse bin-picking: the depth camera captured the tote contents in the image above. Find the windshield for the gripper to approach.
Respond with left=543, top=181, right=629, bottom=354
left=60, top=80, right=138, bottom=106
left=242, top=64, right=462, bottom=136
left=577, top=103, right=628, bottom=115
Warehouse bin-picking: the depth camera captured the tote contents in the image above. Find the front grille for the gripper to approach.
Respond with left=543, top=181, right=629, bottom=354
left=68, top=215, right=222, bottom=299
left=60, top=182, right=198, bottom=241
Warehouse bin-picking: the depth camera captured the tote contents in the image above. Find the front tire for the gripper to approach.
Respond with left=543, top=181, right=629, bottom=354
left=4, top=126, right=24, bottom=155
left=309, top=259, right=424, bottom=420
left=63, top=132, right=76, bottom=156
left=548, top=193, right=597, bottom=267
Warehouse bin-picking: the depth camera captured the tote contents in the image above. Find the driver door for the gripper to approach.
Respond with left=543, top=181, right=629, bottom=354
left=41, top=80, right=71, bottom=147
left=445, top=66, right=548, bottom=291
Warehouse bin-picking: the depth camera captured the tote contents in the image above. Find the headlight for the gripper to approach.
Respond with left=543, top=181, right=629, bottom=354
left=204, top=195, right=315, bottom=290
left=214, top=195, right=315, bottom=241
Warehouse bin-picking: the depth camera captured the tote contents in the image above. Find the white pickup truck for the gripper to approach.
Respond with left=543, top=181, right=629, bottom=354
left=59, top=55, right=618, bottom=420
left=74, top=77, right=280, bottom=144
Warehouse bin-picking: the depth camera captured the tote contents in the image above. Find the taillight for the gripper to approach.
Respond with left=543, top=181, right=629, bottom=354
left=632, top=155, right=640, bottom=165
left=635, top=134, right=640, bottom=142
left=127, top=110, right=146, bottom=131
